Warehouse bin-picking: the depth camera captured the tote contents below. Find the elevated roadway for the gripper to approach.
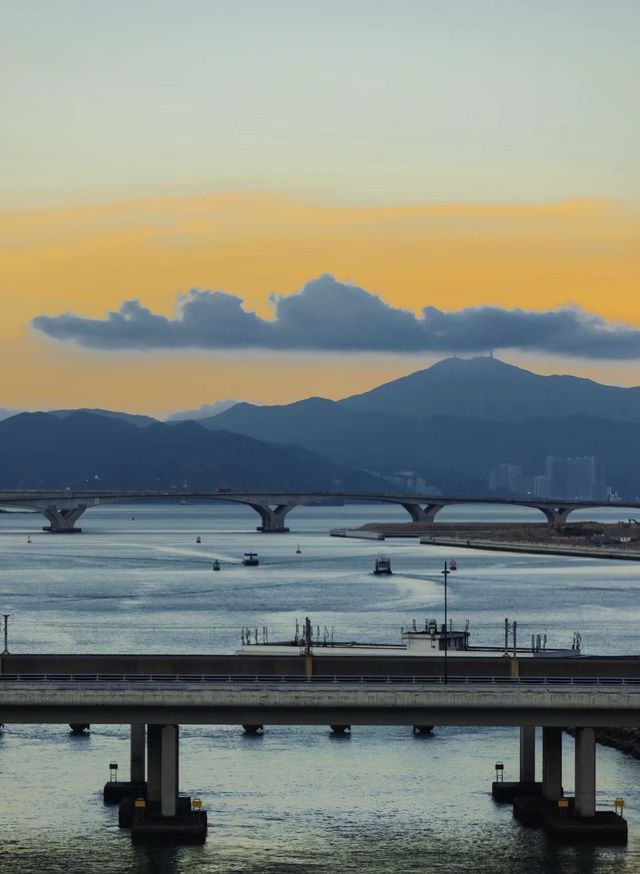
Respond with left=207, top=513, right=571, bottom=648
left=0, top=488, right=638, bottom=532
left=0, top=674, right=638, bottom=727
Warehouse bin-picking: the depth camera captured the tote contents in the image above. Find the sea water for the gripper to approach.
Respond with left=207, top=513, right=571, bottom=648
left=1, top=502, right=640, bottom=874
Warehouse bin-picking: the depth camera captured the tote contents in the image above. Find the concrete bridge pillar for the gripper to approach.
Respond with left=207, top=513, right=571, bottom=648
left=542, top=727, right=563, bottom=801
left=146, top=724, right=162, bottom=805
left=574, top=727, right=596, bottom=818
left=249, top=503, right=296, bottom=533
left=41, top=503, right=86, bottom=533
left=400, top=503, right=442, bottom=523
left=130, top=724, right=146, bottom=784
left=130, top=723, right=206, bottom=842
left=520, top=725, right=536, bottom=784
left=541, top=506, right=572, bottom=525
left=160, top=724, right=179, bottom=818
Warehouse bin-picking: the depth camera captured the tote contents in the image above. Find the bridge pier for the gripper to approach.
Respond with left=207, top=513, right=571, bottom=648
left=41, top=504, right=86, bottom=533
left=400, top=503, right=442, bottom=523
left=249, top=502, right=296, bottom=533
left=129, top=724, right=207, bottom=843
left=540, top=727, right=627, bottom=843
left=574, top=727, right=595, bottom=818
left=541, top=506, right=572, bottom=525
left=542, top=726, right=563, bottom=801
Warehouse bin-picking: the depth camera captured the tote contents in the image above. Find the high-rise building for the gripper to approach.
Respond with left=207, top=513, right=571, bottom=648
left=489, top=463, right=528, bottom=496
left=541, top=455, right=605, bottom=500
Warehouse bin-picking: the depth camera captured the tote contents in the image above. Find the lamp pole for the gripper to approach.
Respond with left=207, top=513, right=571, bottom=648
left=441, top=561, right=449, bottom=684
left=2, top=613, right=9, bottom=655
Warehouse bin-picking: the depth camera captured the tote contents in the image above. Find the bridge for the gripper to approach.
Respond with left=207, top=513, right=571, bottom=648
left=0, top=489, right=636, bottom=532
left=0, top=652, right=635, bottom=843
left=0, top=664, right=630, bottom=844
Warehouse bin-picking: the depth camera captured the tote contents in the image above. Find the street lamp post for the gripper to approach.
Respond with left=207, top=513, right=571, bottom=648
left=2, top=613, right=9, bottom=655
left=441, top=561, right=449, bottom=684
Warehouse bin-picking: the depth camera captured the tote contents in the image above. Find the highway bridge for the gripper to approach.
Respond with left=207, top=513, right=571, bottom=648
left=0, top=488, right=637, bottom=532
left=0, top=665, right=631, bottom=843
left=0, top=652, right=635, bottom=842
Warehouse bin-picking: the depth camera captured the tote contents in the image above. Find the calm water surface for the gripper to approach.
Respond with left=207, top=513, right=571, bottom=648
left=1, top=502, right=640, bottom=874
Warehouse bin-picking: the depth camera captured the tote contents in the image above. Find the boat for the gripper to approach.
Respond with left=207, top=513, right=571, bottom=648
left=237, top=616, right=582, bottom=659
left=373, top=555, right=392, bottom=575
left=296, top=545, right=302, bottom=554
left=212, top=560, right=221, bottom=571
left=196, top=536, right=202, bottom=544
left=242, top=552, right=259, bottom=567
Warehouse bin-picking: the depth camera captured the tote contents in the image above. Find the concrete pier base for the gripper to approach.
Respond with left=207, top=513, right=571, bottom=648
left=242, top=724, right=264, bottom=734
left=492, top=781, right=542, bottom=804
left=330, top=724, right=351, bottom=735
left=513, top=794, right=568, bottom=827
left=119, top=794, right=193, bottom=828
left=542, top=809, right=627, bottom=845
left=256, top=526, right=290, bottom=533
left=69, top=723, right=90, bottom=734
left=42, top=526, right=82, bottom=533
left=131, top=806, right=207, bottom=844
left=103, top=780, right=147, bottom=805
left=412, top=725, right=434, bottom=736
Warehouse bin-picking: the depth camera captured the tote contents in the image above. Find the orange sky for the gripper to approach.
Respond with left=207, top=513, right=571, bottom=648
left=2, top=193, right=639, bottom=414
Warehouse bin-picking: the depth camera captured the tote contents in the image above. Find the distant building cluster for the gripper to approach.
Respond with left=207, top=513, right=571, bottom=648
left=489, top=456, right=611, bottom=501
left=386, top=471, right=442, bottom=496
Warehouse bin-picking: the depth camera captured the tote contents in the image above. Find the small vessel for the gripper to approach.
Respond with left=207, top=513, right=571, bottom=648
left=26, top=536, right=32, bottom=544
left=242, top=552, right=259, bottom=567
left=373, top=555, right=392, bottom=575
left=212, top=560, right=221, bottom=571
left=449, top=559, right=457, bottom=571
left=196, top=536, right=202, bottom=544
left=296, top=545, right=302, bottom=555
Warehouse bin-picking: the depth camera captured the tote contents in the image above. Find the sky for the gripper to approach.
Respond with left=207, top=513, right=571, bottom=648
left=2, top=0, right=640, bottom=415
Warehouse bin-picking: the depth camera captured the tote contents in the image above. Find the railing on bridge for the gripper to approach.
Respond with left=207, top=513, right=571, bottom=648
left=1, top=673, right=639, bottom=687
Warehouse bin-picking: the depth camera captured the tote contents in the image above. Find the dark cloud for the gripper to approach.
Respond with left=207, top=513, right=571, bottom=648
left=31, top=274, right=640, bottom=359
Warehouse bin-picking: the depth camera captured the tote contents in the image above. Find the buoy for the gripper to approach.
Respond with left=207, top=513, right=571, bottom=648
left=196, top=536, right=202, bottom=544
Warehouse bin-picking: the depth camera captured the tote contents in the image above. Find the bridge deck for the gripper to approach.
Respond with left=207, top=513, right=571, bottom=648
left=2, top=675, right=640, bottom=726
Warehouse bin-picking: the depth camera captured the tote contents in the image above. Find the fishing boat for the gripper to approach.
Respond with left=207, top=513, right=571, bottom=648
left=237, top=616, right=582, bottom=659
left=373, top=555, right=392, bottom=575
left=242, top=552, right=259, bottom=567
left=212, top=560, right=221, bottom=571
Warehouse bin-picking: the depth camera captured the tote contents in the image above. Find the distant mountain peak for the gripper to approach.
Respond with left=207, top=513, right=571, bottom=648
left=339, top=356, right=640, bottom=422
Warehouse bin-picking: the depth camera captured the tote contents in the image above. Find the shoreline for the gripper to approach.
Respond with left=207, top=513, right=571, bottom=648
left=332, top=520, right=640, bottom=561
left=419, top=536, right=640, bottom=561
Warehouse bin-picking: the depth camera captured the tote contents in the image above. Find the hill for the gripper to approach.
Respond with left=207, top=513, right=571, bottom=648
left=341, top=357, right=640, bottom=422
left=0, top=412, right=379, bottom=491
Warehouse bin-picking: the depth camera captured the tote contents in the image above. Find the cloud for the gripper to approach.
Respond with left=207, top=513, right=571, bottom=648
left=31, top=274, right=640, bottom=359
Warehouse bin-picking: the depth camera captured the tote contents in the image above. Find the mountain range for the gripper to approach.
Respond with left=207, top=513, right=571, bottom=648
left=0, top=412, right=378, bottom=492
left=3, top=357, right=640, bottom=496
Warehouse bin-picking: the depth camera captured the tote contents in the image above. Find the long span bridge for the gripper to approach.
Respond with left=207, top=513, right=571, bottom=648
left=0, top=489, right=637, bottom=532
left=0, top=651, right=634, bottom=844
